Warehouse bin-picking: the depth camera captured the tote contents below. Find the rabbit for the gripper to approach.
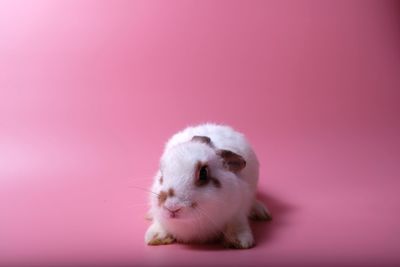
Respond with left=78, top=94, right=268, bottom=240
left=144, top=123, right=271, bottom=249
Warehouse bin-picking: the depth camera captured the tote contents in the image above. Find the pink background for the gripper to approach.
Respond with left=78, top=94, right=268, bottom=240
left=1, top=0, right=400, bottom=266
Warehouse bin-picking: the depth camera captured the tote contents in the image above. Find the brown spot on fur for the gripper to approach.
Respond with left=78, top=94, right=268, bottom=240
left=158, top=188, right=175, bottom=206
left=158, top=191, right=168, bottom=206
left=191, top=202, right=198, bottom=208
left=159, top=176, right=163, bottom=184
left=168, top=188, right=175, bottom=197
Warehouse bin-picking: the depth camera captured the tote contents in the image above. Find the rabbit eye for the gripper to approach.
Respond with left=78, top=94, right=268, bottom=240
left=198, top=166, right=209, bottom=185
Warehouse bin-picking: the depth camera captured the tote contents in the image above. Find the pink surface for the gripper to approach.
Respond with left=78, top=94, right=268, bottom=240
left=1, top=0, right=400, bottom=266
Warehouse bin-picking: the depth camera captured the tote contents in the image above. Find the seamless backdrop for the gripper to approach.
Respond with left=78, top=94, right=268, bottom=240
left=1, top=1, right=400, bottom=266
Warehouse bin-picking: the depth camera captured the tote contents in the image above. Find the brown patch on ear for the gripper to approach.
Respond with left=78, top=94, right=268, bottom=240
left=191, top=135, right=212, bottom=145
left=159, top=176, right=163, bottom=185
left=158, top=191, right=168, bottom=206
left=217, top=150, right=246, bottom=173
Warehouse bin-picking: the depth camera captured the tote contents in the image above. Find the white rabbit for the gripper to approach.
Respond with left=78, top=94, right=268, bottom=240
left=144, top=123, right=271, bottom=249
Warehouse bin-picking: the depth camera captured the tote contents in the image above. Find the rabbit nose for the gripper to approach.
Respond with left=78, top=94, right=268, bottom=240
left=164, top=204, right=183, bottom=218
left=164, top=205, right=182, bottom=213
left=166, top=207, right=181, bottom=213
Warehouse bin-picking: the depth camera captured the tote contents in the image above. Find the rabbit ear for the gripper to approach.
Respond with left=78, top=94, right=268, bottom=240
left=217, top=150, right=246, bottom=172
left=191, top=135, right=212, bottom=145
